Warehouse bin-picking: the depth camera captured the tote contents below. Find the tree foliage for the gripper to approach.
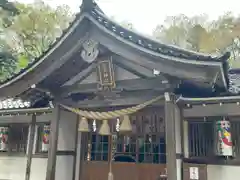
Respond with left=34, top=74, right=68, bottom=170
left=0, top=0, right=18, bottom=13
left=153, top=13, right=240, bottom=68
left=8, top=1, right=73, bottom=60
left=0, top=0, right=73, bottom=80
left=0, top=0, right=19, bottom=80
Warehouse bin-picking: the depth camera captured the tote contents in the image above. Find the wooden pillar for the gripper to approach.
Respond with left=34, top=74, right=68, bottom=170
left=78, top=132, right=88, bottom=180
left=183, top=120, right=189, bottom=158
left=46, top=104, right=60, bottom=180
left=72, top=115, right=79, bottom=180
left=25, top=114, right=36, bottom=180
left=75, top=131, right=82, bottom=180
left=164, top=92, right=177, bottom=180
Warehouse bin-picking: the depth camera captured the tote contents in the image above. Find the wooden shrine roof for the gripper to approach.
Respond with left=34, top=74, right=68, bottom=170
left=0, top=0, right=230, bottom=99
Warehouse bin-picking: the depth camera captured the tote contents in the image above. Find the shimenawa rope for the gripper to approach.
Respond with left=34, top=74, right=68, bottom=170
left=60, top=95, right=163, bottom=120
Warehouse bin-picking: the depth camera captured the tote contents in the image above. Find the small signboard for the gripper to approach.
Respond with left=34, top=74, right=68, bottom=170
left=189, top=167, right=199, bottom=180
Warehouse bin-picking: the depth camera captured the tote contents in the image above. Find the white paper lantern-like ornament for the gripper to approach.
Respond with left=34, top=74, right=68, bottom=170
left=41, top=125, right=50, bottom=152
left=0, top=98, right=31, bottom=109
left=0, top=127, right=9, bottom=151
left=216, top=120, right=233, bottom=156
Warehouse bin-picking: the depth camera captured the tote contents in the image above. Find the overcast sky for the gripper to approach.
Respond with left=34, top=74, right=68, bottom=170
left=16, top=0, right=240, bottom=34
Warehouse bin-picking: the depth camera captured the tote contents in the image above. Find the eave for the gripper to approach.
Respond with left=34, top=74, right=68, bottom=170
left=0, top=2, right=230, bottom=98
left=176, top=95, right=240, bottom=105
left=0, top=14, right=90, bottom=97
left=177, top=95, right=240, bottom=118
left=85, top=11, right=229, bottom=89
left=0, top=107, right=52, bottom=116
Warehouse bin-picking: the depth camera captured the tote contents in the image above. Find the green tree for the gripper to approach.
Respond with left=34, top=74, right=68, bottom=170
left=0, top=0, right=19, bottom=80
left=7, top=1, right=73, bottom=61
left=0, top=40, right=16, bottom=80
left=0, top=0, right=18, bottom=14
left=153, top=14, right=191, bottom=47
left=0, top=0, right=74, bottom=80
left=152, top=13, right=240, bottom=68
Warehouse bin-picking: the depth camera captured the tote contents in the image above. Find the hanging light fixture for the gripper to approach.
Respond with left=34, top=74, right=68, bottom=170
left=119, top=115, right=132, bottom=133
left=99, top=120, right=111, bottom=135
left=78, top=117, right=90, bottom=132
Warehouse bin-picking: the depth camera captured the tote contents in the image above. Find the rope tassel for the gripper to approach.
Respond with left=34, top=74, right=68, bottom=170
left=119, top=115, right=132, bottom=133
left=99, top=120, right=111, bottom=135
left=78, top=117, right=90, bottom=132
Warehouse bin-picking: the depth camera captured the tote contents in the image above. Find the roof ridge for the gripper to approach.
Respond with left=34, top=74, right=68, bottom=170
left=0, top=0, right=230, bottom=92
left=90, top=7, right=230, bottom=62
left=80, top=0, right=96, bottom=12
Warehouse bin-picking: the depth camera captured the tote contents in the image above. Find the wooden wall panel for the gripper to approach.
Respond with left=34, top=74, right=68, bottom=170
left=81, top=162, right=166, bottom=180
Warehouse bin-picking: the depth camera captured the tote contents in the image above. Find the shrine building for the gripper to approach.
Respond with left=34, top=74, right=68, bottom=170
left=0, top=1, right=240, bottom=180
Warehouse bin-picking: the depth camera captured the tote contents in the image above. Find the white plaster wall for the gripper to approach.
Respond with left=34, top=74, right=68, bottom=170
left=56, top=156, right=74, bottom=180
left=30, top=158, right=48, bottom=180
left=57, top=110, right=77, bottom=151
left=55, top=110, right=77, bottom=180
left=207, top=165, right=240, bottom=180
left=0, top=110, right=78, bottom=180
left=0, top=156, right=75, bottom=180
left=0, top=157, right=27, bottom=180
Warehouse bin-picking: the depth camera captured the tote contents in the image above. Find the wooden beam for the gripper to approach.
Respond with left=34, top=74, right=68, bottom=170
left=113, top=56, right=155, bottom=78
left=78, top=132, right=88, bottom=180
left=62, top=63, right=97, bottom=86
left=176, top=95, right=240, bottom=105
left=72, top=114, right=79, bottom=180
left=25, top=114, right=36, bottom=180
left=62, top=55, right=158, bottom=88
left=182, top=103, right=240, bottom=118
left=0, top=107, right=51, bottom=115
left=59, top=77, right=173, bottom=96
left=60, top=91, right=165, bottom=108
left=164, top=92, right=177, bottom=180
left=45, top=104, right=60, bottom=180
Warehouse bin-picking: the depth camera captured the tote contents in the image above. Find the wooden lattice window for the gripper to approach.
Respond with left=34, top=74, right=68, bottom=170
left=230, top=121, right=240, bottom=158
left=89, top=134, right=109, bottom=161
left=188, top=121, right=214, bottom=157
left=188, top=120, right=240, bottom=160
left=0, top=123, right=29, bottom=153
left=86, top=107, right=166, bottom=164
left=138, top=134, right=166, bottom=163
